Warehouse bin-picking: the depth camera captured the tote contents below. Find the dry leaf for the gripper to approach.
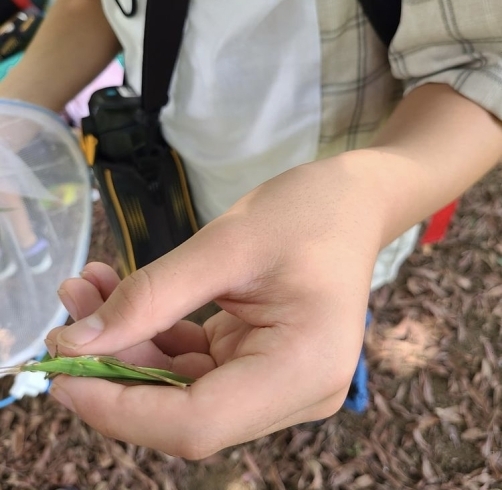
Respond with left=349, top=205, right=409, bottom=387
left=366, top=317, right=440, bottom=376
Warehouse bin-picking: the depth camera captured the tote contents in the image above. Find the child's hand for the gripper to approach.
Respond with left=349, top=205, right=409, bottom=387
left=46, top=156, right=384, bottom=459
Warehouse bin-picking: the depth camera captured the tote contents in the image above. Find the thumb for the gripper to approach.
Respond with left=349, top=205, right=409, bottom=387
left=56, top=220, right=253, bottom=355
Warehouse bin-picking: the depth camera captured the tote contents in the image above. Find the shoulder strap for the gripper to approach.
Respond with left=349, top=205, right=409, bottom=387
left=141, top=0, right=190, bottom=114
left=358, top=0, right=401, bottom=47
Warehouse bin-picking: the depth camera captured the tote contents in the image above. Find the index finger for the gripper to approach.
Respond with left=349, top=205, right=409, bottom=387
left=55, top=220, right=257, bottom=355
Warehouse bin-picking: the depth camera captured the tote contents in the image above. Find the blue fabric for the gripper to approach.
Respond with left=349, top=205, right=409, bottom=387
left=0, top=53, right=124, bottom=83
left=0, top=51, right=23, bottom=82
left=342, top=311, right=372, bottom=413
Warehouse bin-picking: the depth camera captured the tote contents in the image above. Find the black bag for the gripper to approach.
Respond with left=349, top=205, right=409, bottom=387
left=81, top=0, right=197, bottom=276
left=358, top=0, right=401, bottom=47
left=0, top=0, right=46, bottom=25
left=0, top=1, right=46, bottom=61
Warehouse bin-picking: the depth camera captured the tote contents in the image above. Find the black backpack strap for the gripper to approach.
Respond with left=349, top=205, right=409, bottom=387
left=358, top=0, right=401, bottom=47
left=141, top=0, right=190, bottom=115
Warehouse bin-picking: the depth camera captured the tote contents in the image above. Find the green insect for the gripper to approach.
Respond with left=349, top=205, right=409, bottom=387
left=0, top=355, right=195, bottom=388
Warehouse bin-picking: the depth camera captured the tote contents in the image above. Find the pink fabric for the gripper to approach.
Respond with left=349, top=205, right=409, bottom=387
left=65, top=59, right=124, bottom=126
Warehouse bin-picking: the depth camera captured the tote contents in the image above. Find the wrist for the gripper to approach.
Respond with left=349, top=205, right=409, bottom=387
left=321, top=149, right=428, bottom=248
left=308, top=151, right=393, bottom=252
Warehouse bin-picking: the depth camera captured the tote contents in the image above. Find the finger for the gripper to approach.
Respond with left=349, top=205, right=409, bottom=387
left=47, top=325, right=167, bottom=365
left=57, top=277, right=105, bottom=321
left=55, top=263, right=119, bottom=329
left=45, top=326, right=66, bottom=356
left=152, top=320, right=209, bottom=357
left=168, top=352, right=217, bottom=378
left=79, top=262, right=121, bottom=300
left=55, top=220, right=257, bottom=355
left=51, top=320, right=211, bottom=367
left=47, top=325, right=215, bottom=378
left=114, top=343, right=216, bottom=379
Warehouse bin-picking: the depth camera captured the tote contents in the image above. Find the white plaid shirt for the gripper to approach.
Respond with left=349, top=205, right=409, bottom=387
left=104, top=0, right=502, bottom=288
left=317, top=0, right=502, bottom=159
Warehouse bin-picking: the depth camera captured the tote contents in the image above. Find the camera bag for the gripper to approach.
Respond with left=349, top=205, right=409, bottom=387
left=81, top=0, right=197, bottom=276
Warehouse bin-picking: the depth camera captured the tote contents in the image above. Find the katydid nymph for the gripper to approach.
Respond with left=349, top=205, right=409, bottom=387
left=0, top=355, right=195, bottom=388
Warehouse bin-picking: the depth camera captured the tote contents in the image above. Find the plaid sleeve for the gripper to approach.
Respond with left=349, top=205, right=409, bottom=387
left=389, top=0, right=502, bottom=121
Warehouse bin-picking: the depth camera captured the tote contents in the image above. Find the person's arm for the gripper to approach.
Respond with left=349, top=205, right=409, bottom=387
left=363, top=0, right=502, bottom=244
left=357, top=83, right=502, bottom=246
left=0, top=0, right=121, bottom=111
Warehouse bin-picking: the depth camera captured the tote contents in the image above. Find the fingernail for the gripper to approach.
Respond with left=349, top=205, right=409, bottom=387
left=57, top=288, right=76, bottom=315
left=50, top=382, right=76, bottom=412
left=44, top=338, right=56, bottom=357
left=79, top=269, right=91, bottom=279
left=57, top=315, right=104, bottom=349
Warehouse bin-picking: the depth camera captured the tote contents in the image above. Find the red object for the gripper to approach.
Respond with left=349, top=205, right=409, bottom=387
left=11, top=0, right=34, bottom=10
left=420, top=200, right=458, bottom=244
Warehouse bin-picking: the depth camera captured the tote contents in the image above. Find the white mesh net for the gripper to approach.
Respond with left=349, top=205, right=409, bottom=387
left=0, top=99, right=91, bottom=368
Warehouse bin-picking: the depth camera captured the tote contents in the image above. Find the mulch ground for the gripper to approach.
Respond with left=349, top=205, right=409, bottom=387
left=0, top=165, right=501, bottom=490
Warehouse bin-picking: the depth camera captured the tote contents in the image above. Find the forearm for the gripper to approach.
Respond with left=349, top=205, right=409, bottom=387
left=350, top=83, right=502, bottom=246
left=0, top=0, right=121, bottom=112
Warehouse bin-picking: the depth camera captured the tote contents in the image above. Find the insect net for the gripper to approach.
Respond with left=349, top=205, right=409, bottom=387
left=0, top=99, right=91, bottom=370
